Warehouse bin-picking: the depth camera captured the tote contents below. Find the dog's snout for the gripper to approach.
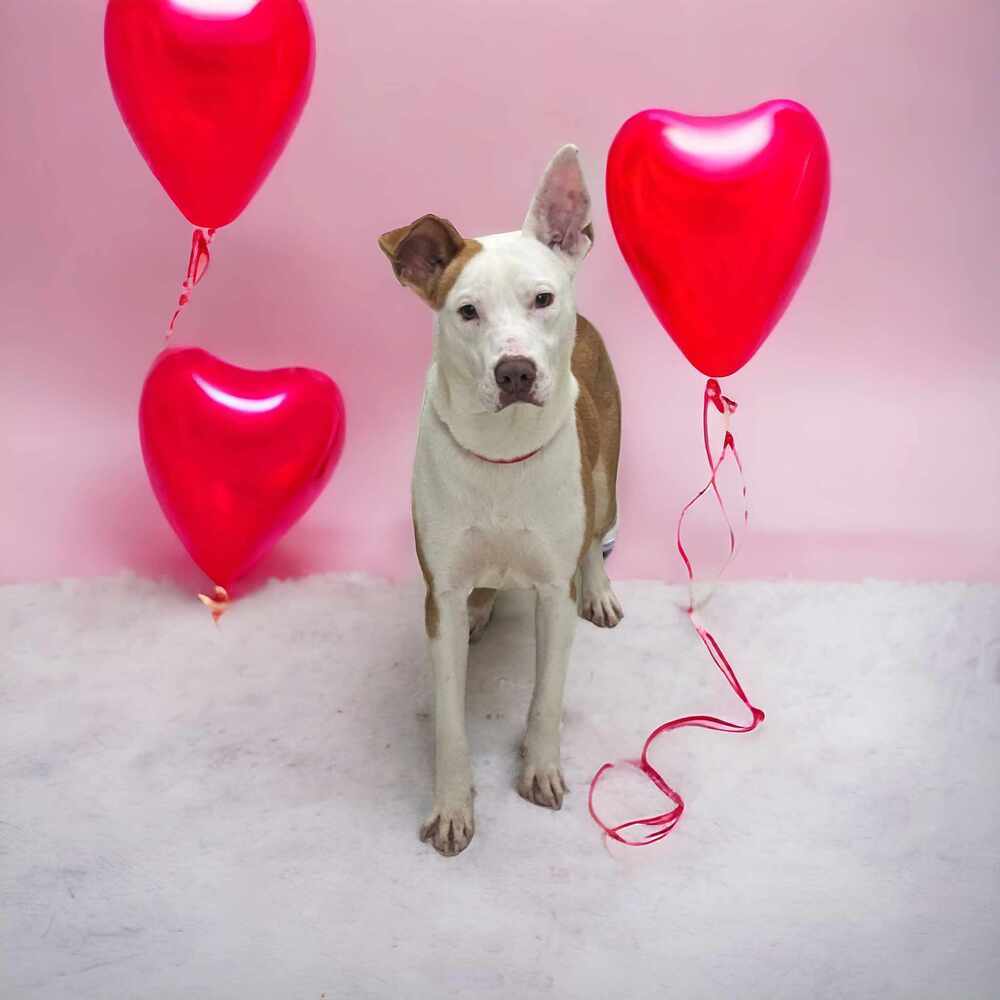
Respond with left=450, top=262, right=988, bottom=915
left=494, top=356, right=537, bottom=397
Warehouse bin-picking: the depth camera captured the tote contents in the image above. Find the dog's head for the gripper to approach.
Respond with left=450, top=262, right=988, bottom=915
left=379, top=145, right=593, bottom=414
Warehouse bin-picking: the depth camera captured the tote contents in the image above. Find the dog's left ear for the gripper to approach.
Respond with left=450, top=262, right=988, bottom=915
left=522, top=144, right=594, bottom=269
left=378, top=214, right=468, bottom=307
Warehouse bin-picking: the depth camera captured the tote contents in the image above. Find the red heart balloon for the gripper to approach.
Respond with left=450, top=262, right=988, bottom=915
left=607, top=100, right=830, bottom=377
left=105, top=0, right=315, bottom=229
left=139, top=347, right=345, bottom=588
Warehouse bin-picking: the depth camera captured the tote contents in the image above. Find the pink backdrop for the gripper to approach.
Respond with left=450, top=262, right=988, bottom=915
left=2, top=0, right=998, bottom=588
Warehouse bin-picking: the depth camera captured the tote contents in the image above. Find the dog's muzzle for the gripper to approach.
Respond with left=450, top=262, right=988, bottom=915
left=494, top=355, right=540, bottom=408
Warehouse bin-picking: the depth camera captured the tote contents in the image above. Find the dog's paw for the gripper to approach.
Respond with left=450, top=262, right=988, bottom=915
left=517, top=758, right=568, bottom=810
left=420, top=797, right=475, bottom=856
left=580, top=585, right=624, bottom=628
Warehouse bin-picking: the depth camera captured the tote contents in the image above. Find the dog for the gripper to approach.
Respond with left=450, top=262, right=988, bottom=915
left=378, top=145, right=622, bottom=856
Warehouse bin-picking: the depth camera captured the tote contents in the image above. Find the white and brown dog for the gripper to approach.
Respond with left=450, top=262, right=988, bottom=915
left=378, top=145, right=622, bottom=856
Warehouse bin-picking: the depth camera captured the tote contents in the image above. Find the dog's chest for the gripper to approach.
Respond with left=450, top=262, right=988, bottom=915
left=413, top=415, right=585, bottom=591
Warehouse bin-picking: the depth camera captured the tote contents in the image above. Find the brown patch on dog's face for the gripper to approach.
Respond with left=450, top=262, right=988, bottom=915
left=378, top=215, right=481, bottom=310
left=432, top=240, right=482, bottom=311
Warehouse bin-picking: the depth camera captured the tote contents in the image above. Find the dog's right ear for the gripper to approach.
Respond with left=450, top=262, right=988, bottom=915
left=378, top=214, right=468, bottom=308
left=522, top=145, right=593, bottom=270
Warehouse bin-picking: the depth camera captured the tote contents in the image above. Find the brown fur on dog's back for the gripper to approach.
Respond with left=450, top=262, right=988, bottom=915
left=572, top=314, right=621, bottom=554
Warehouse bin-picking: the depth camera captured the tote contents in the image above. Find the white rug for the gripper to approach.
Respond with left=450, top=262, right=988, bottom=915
left=2, top=575, right=998, bottom=999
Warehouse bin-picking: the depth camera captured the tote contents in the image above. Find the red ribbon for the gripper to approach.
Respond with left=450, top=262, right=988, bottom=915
left=166, top=226, right=216, bottom=341
left=588, top=378, right=765, bottom=846
left=468, top=447, right=542, bottom=465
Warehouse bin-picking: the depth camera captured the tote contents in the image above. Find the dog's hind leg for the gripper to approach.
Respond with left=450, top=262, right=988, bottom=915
left=578, top=536, right=624, bottom=628
left=467, top=588, right=497, bottom=644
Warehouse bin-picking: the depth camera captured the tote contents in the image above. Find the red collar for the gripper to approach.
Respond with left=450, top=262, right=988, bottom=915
left=468, top=447, right=541, bottom=464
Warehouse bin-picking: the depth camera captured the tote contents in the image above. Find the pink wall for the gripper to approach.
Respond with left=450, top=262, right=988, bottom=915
left=2, top=0, right=998, bottom=588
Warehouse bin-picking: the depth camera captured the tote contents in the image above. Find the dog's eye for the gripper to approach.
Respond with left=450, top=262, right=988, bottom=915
left=534, top=292, right=554, bottom=309
left=458, top=304, right=479, bottom=321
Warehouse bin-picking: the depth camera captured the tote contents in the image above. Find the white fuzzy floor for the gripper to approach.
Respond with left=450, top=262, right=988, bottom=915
left=3, top=575, right=999, bottom=999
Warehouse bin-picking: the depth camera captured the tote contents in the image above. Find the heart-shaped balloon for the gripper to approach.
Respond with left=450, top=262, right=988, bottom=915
left=607, top=100, right=830, bottom=377
left=139, top=347, right=345, bottom=588
left=105, top=0, right=315, bottom=229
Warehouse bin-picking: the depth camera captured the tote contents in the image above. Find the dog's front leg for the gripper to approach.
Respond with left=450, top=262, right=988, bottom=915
left=519, top=584, right=576, bottom=809
left=419, top=590, right=475, bottom=856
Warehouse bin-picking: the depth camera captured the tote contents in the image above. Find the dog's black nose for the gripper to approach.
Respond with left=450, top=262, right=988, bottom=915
left=494, top=356, right=537, bottom=398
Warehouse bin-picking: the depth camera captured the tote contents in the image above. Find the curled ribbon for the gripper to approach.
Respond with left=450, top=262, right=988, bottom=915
left=158, top=227, right=230, bottom=619
left=166, top=226, right=216, bottom=341
left=588, top=378, right=765, bottom=846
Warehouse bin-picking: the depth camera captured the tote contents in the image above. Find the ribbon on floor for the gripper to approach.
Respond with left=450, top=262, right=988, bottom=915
left=588, top=378, right=765, bottom=846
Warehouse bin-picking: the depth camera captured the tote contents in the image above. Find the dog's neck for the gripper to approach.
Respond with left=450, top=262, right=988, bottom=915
left=428, top=352, right=577, bottom=464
